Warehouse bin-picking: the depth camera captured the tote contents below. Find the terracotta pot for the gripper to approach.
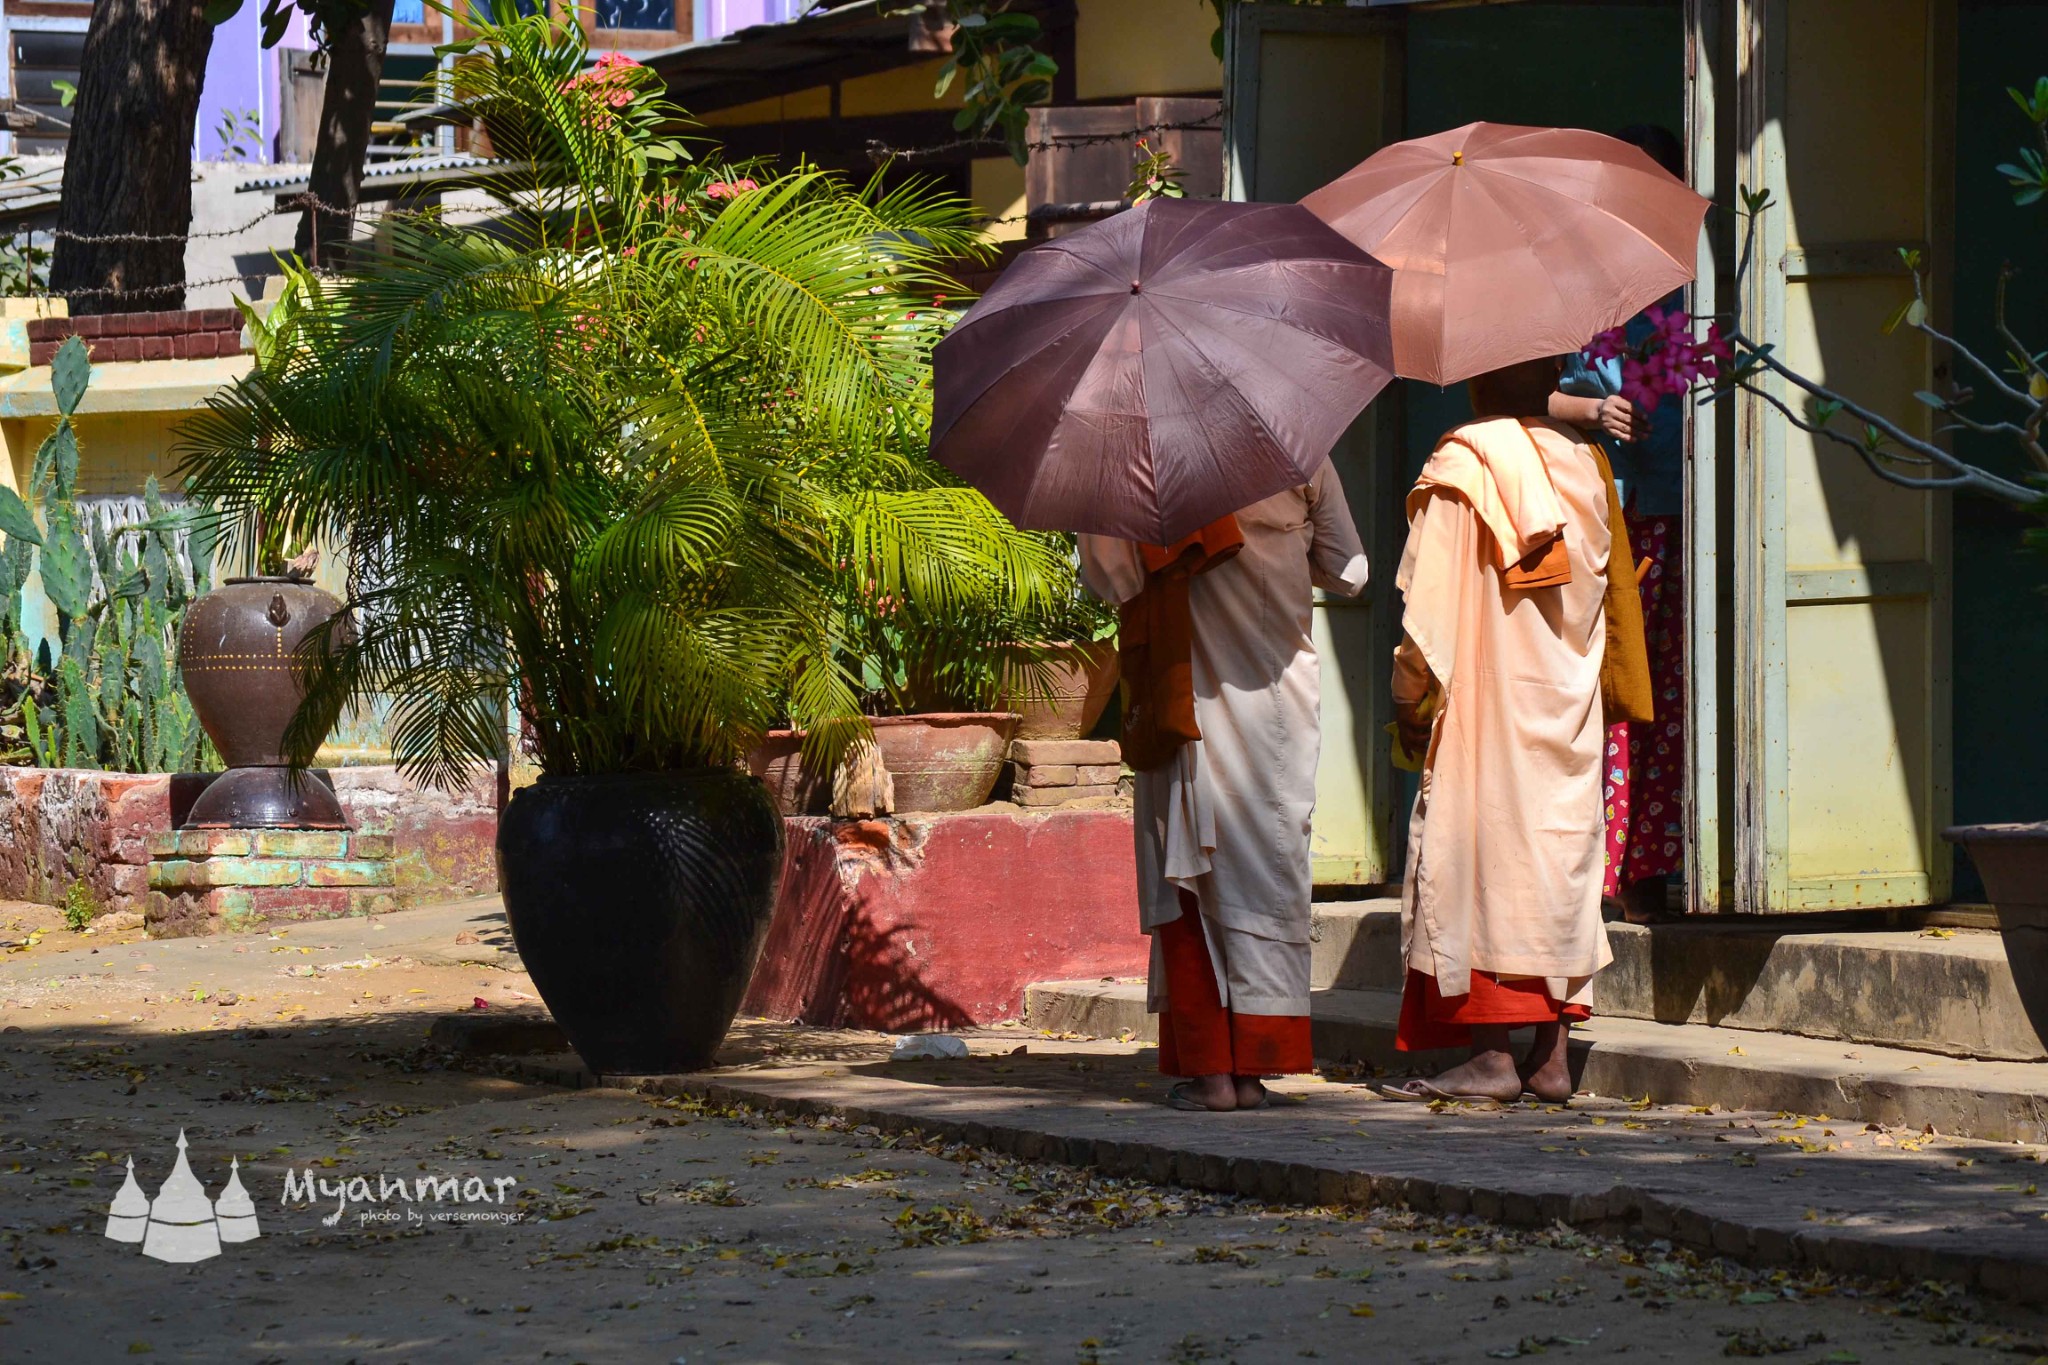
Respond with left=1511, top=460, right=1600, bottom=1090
left=745, top=730, right=831, bottom=816
left=1947, top=822, right=2048, bottom=1050
left=177, top=575, right=349, bottom=829
left=1002, top=640, right=1120, bottom=742
left=870, top=713, right=1019, bottom=813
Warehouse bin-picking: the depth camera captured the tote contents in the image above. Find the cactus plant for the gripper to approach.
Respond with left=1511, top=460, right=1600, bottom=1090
left=0, top=335, right=216, bottom=773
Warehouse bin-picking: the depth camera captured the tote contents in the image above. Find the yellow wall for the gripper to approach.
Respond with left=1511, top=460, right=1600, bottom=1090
left=969, top=156, right=1028, bottom=241
left=841, top=57, right=964, bottom=117
left=698, top=86, right=831, bottom=127
left=1075, top=0, right=1222, bottom=101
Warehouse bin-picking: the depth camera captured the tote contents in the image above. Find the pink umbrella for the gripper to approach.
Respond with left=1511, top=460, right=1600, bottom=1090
left=1300, top=122, right=1709, bottom=386
left=931, top=197, right=1395, bottom=545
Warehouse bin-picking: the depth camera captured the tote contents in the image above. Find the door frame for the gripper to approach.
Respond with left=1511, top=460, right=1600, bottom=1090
left=1728, top=0, right=1956, bottom=912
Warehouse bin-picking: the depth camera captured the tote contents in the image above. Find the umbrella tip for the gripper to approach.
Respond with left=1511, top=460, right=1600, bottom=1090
left=1131, top=281, right=1142, bottom=294
left=1452, top=150, right=1465, bottom=166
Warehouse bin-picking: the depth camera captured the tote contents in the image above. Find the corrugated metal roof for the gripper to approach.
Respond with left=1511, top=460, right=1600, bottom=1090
left=642, top=0, right=1065, bottom=115
left=237, top=154, right=519, bottom=197
left=0, top=159, right=66, bottom=225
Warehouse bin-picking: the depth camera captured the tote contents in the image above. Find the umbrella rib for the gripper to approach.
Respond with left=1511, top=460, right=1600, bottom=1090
left=940, top=295, right=1126, bottom=437
left=1465, top=162, right=1697, bottom=265
left=1453, top=172, right=1594, bottom=349
left=1143, top=299, right=1301, bottom=490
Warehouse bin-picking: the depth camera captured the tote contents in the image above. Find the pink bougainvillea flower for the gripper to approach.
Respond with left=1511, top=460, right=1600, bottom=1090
left=1587, top=326, right=1628, bottom=362
left=706, top=181, right=733, bottom=200
left=607, top=88, right=633, bottom=108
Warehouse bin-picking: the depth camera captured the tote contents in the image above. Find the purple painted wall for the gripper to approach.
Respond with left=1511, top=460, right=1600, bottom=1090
left=701, top=0, right=814, bottom=41
left=194, top=5, right=312, bottom=165
left=184, top=0, right=816, bottom=164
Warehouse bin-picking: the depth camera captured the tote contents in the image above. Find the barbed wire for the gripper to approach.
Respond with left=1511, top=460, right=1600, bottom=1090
left=44, top=270, right=274, bottom=301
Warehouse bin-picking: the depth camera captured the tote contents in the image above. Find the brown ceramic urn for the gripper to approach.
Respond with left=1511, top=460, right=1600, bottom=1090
left=177, top=576, right=350, bottom=828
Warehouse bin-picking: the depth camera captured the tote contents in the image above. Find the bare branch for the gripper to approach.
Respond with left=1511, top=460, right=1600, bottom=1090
left=1740, top=382, right=1977, bottom=493
left=1996, top=267, right=2047, bottom=391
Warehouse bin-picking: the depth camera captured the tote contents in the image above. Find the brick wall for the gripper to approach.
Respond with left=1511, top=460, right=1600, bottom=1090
left=0, top=764, right=498, bottom=924
left=25, top=309, right=249, bottom=366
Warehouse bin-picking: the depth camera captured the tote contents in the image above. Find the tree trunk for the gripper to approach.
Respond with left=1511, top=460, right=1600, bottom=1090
left=47, top=0, right=216, bottom=315
left=294, top=0, right=398, bottom=270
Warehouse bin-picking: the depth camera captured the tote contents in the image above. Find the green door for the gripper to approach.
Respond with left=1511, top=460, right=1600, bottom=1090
left=1225, top=4, right=1404, bottom=884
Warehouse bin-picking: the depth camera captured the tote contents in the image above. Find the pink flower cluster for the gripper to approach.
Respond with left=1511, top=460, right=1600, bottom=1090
left=1587, top=306, right=1733, bottom=413
left=561, top=51, right=642, bottom=117
left=705, top=178, right=760, bottom=201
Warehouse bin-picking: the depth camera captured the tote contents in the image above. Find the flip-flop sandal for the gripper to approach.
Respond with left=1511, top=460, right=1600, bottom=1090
left=1167, top=1082, right=1232, bottom=1112
left=1375, top=1078, right=1506, bottom=1110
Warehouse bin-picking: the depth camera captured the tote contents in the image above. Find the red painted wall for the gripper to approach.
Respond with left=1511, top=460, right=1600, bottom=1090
left=742, top=808, right=1147, bottom=1031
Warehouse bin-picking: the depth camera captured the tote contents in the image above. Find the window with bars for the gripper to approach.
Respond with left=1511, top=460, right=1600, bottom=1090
left=594, top=0, right=676, bottom=29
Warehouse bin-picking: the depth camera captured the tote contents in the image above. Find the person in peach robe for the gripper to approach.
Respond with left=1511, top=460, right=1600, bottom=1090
left=1081, top=461, right=1367, bottom=1113
left=1380, top=357, right=1614, bottom=1106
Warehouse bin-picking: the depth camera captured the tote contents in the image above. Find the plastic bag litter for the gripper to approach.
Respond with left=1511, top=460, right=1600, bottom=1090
left=890, top=1034, right=969, bottom=1061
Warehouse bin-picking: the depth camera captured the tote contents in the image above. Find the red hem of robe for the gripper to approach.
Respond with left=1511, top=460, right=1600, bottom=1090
left=1394, top=967, right=1592, bottom=1052
left=1155, top=894, right=1312, bottom=1077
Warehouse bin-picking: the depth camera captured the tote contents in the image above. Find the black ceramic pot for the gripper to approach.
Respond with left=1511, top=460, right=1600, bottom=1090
left=497, top=769, right=785, bottom=1074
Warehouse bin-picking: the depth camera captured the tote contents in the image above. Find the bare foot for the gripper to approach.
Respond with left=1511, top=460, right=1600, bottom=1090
left=1233, top=1076, right=1268, bottom=1109
left=1170, top=1073, right=1238, bottom=1111
left=1518, top=1021, right=1574, bottom=1103
left=1412, top=1042, right=1522, bottom=1104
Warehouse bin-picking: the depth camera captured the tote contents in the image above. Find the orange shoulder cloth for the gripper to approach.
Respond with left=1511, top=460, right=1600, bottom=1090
left=1117, top=516, right=1244, bottom=772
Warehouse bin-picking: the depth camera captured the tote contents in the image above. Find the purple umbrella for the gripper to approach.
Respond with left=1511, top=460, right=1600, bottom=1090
left=931, top=197, right=1395, bottom=545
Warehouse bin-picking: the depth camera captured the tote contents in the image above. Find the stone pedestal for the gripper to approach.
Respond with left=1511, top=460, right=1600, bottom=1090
left=145, top=829, right=399, bottom=936
left=1008, top=739, right=1124, bottom=808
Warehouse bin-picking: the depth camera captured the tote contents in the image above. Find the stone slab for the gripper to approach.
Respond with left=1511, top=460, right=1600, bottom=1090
left=1025, top=977, right=2048, bottom=1145
left=501, top=1025, right=2048, bottom=1306
left=1010, top=739, right=1121, bottom=766
left=1309, top=901, right=2048, bottom=1062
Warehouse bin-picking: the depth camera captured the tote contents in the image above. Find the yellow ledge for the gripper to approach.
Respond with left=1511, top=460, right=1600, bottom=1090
left=0, top=354, right=252, bottom=419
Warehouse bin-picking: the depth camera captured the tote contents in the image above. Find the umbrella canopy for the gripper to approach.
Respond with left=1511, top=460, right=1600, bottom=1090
left=1300, top=122, right=1710, bottom=386
left=931, top=197, right=1395, bottom=545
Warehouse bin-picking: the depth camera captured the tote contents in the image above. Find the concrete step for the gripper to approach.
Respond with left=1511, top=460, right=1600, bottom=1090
left=1305, top=901, right=2048, bottom=1062
left=1022, top=978, right=2048, bottom=1144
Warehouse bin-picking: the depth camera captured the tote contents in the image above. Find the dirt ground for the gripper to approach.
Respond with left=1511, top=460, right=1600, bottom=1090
left=3, top=903, right=2048, bottom=1364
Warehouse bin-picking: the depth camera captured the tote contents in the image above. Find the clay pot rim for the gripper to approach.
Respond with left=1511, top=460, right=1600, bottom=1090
left=867, top=712, right=1021, bottom=728
left=222, top=575, right=324, bottom=586
left=1944, top=822, right=2048, bottom=845
left=531, top=767, right=764, bottom=788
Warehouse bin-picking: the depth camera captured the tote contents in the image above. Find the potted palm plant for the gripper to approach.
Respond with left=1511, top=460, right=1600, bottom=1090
left=177, top=10, right=1038, bottom=1073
